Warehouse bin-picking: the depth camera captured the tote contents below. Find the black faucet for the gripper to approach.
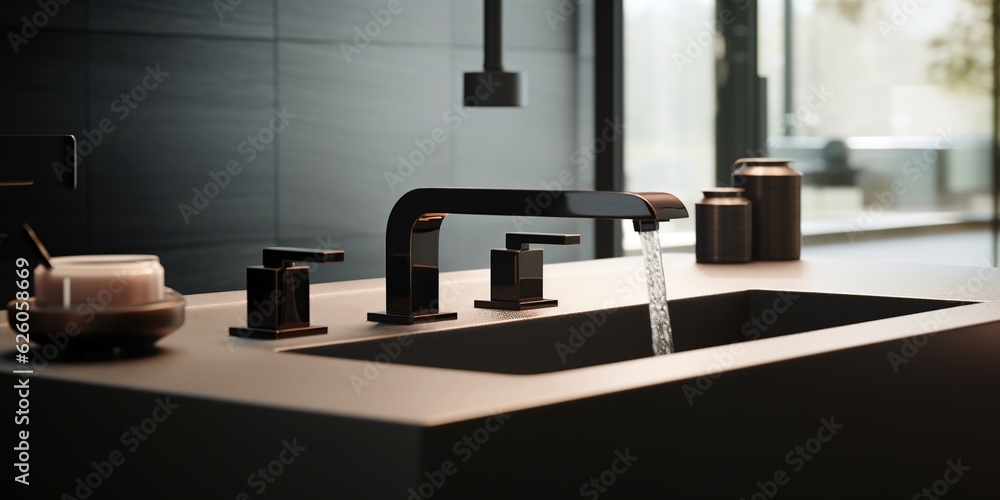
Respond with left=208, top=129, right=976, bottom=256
left=367, top=188, right=688, bottom=324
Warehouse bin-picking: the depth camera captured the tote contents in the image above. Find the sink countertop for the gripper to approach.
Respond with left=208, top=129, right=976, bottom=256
left=3, top=254, right=1000, bottom=427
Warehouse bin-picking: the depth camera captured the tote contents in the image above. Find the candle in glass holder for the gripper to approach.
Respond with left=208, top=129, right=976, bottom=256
left=34, top=255, right=165, bottom=307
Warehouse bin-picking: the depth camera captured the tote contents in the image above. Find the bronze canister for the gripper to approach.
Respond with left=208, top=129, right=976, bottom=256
left=732, top=158, right=801, bottom=260
left=695, top=188, right=752, bottom=263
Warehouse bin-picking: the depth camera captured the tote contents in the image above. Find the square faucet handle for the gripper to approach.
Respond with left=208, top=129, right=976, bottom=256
left=475, top=232, right=582, bottom=311
left=262, top=247, right=345, bottom=269
left=505, top=233, right=581, bottom=251
left=229, top=247, right=346, bottom=341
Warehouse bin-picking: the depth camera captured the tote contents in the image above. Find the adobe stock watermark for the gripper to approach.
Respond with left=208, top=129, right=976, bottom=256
left=740, top=84, right=835, bottom=161
left=406, top=409, right=512, bottom=500
left=843, top=127, right=956, bottom=242
left=7, top=0, right=73, bottom=54
left=672, top=1, right=749, bottom=72
left=554, top=265, right=647, bottom=363
left=568, top=116, right=624, bottom=172
left=59, top=397, right=181, bottom=500
left=236, top=439, right=307, bottom=499
left=878, top=0, right=932, bottom=41
left=48, top=65, right=170, bottom=184
left=348, top=334, right=412, bottom=394
left=744, top=86, right=834, bottom=160
left=682, top=291, right=800, bottom=405
left=12, top=377, right=30, bottom=486
left=887, top=257, right=998, bottom=373
left=385, top=102, right=477, bottom=193
left=512, top=116, right=623, bottom=232
left=20, top=272, right=134, bottom=372
left=385, top=78, right=504, bottom=193
left=348, top=279, right=466, bottom=394
left=579, top=448, right=639, bottom=499
left=740, top=416, right=845, bottom=500
left=545, top=0, right=587, bottom=31
left=783, top=85, right=834, bottom=132
left=911, top=459, right=972, bottom=499
left=178, top=106, right=296, bottom=224
left=341, top=0, right=413, bottom=62
left=213, top=0, right=245, bottom=21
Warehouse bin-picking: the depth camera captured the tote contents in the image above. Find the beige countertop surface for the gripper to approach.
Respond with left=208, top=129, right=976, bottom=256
left=4, top=255, right=1000, bottom=427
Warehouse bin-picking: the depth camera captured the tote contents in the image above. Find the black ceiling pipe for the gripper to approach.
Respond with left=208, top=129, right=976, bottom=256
left=463, top=0, right=526, bottom=107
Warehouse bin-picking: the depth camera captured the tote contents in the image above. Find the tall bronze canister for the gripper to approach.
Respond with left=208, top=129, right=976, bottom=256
left=731, top=158, right=801, bottom=260
left=695, top=188, right=752, bottom=263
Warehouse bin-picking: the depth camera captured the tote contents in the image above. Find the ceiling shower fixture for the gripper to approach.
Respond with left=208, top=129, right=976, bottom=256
left=463, top=0, right=526, bottom=107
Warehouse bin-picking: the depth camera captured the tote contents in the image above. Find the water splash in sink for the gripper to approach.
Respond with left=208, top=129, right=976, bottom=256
left=639, top=229, right=674, bottom=355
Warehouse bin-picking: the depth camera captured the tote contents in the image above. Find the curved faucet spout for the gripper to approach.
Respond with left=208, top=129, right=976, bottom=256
left=368, top=188, right=688, bottom=324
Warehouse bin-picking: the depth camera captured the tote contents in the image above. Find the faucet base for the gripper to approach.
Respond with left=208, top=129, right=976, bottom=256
left=367, top=311, right=458, bottom=325
left=473, top=298, right=558, bottom=311
left=228, top=325, right=328, bottom=340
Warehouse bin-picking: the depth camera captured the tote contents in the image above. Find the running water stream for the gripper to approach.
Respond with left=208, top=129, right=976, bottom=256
left=639, top=229, right=675, bottom=355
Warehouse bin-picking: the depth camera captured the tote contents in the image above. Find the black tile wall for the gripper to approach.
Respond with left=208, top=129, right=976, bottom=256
left=0, top=0, right=87, bottom=30
left=0, top=31, right=86, bottom=134
left=0, top=1, right=586, bottom=294
left=156, top=239, right=276, bottom=292
left=87, top=34, right=275, bottom=251
left=277, top=41, right=452, bottom=240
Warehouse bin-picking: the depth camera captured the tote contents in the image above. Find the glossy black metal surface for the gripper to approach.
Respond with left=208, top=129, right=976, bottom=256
left=368, top=188, right=688, bottom=324
left=695, top=188, right=752, bottom=263
left=262, top=247, right=345, bottom=268
left=732, top=158, right=802, bottom=260
left=593, top=0, right=626, bottom=258
left=1, top=135, right=76, bottom=189
left=483, top=0, right=502, bottom=71
left=505, top=232, right=580, bottom=250
left=475, top=232, right=581, bottom=310
left=463, top=0, right=526, bottom=107
left=462, top=71, right=525, bottom=108
left=230, top=247, right=345, bottom=340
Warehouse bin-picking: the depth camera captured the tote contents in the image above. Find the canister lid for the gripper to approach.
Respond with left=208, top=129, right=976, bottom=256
left=733, top=157, right=795, bottom=167
left=702, top=187, right=746, bottom=198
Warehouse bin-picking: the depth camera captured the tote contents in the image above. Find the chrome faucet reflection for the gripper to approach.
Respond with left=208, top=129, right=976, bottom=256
left=367, top=188, right=688, bottom=324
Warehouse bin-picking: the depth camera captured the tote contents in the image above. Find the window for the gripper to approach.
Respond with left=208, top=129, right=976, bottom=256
left=623, top=0, right=995, bottom=265
left=623, top=0, right=716, bottom=248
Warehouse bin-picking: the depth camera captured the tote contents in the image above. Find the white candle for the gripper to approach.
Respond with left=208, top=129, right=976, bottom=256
left=35, top=255, right=165, bottom=307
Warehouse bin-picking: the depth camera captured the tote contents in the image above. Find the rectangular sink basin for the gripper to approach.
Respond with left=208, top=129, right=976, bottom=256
left=291, top=290, right=971, bottom=374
